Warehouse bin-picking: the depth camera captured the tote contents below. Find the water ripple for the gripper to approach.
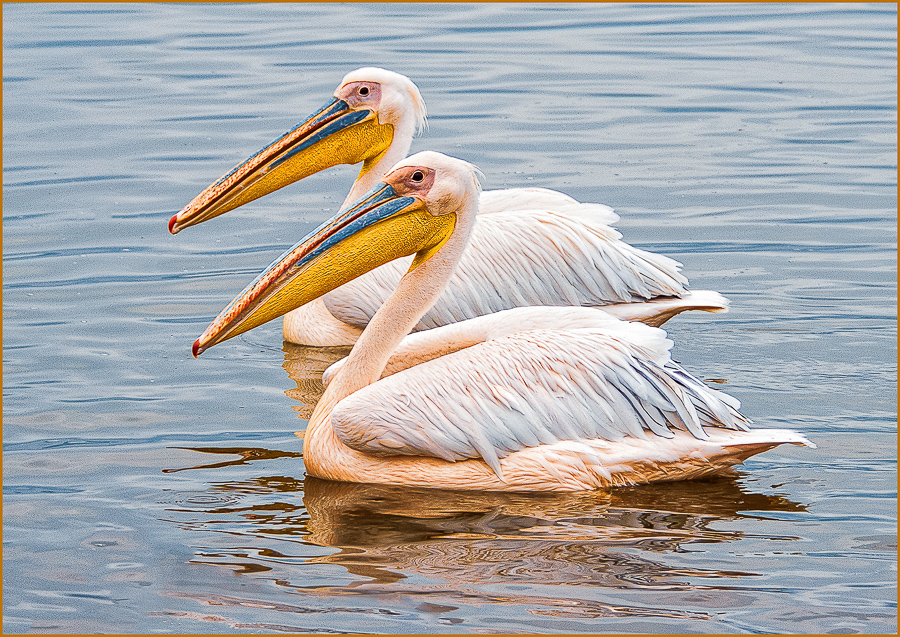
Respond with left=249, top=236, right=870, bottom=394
left=4, top=431, right=291, bottom=452
left=5, top=174, right=134, bottom=188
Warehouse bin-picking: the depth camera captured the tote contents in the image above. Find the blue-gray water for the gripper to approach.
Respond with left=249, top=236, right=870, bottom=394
left=3, top=3, right=896, bottom=633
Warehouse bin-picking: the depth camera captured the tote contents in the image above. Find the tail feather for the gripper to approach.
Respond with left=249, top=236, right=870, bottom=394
left=602, top=290, right=730, bottom=326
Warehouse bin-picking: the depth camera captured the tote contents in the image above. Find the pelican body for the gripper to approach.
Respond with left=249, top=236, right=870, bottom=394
left=172, top=68, right=729, bottom=346
left=192, top=152, right=812, bottom=492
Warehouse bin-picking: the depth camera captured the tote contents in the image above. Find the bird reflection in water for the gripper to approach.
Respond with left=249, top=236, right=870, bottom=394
left=162, top=472, right=806, bottom=624
left=281, top=342, right=351, bottom=420
left=298, top=476, right=806, bottom=585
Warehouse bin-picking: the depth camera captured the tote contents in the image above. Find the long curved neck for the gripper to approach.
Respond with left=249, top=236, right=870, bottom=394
left=329, top=253, right=455, bottom=399
left=342, top=122, right=417, bottom=206
left=332, top=226, right=470, bottom=401
left=313, top=200, right=475, bottom=418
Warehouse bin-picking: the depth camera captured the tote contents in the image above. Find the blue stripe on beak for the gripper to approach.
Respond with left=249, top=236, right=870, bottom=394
left=273, top=107, right=371, bottom=169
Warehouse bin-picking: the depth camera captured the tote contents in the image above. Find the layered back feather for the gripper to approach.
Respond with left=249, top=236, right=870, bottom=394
left=330, top=319, right=750, bottom=478
left=322, top=209, right=689, bottom=331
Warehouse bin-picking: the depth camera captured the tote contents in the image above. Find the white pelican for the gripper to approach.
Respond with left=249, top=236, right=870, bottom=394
left=171, top=68, right=729, bottom=346
left=191, top=151, right=812, bottom=492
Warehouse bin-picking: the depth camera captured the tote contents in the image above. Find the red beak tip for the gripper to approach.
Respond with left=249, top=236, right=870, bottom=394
left=192, top=339, right=202, bottom=358
left=168, top=214, right=179, bottom=234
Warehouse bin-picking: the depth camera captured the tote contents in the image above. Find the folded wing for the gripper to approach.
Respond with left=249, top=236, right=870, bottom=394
left=330, top=320, right=751, bottom=478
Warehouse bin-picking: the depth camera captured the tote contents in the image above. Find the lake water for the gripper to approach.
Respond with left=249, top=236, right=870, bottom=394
left=3, top=3, right=896, bottom=633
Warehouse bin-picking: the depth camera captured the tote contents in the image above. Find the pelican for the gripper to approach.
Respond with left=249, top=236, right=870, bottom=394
left=171, top=68, right=729, bottom=346
left=191, top=151, right=812, bottom=492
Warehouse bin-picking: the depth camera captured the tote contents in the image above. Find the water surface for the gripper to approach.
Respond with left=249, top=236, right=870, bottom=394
left=3, top=3, right=896, bottom=633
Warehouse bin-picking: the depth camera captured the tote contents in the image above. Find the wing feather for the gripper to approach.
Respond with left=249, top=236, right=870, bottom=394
left=330, top=326, right=749, bottom=477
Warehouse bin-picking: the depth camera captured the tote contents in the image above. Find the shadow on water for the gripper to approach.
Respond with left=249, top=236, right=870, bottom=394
left=154, top=343, right=809, bottom=628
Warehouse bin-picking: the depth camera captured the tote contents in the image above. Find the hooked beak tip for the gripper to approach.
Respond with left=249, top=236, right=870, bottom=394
left=192, top=339, right=202, bottom=358
left=168, top=214, right=180, bottom=235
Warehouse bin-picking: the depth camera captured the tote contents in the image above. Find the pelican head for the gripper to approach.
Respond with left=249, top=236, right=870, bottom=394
left=170, top=68, right=427, bottom=234
left=192, top=151, right=479, bottom=356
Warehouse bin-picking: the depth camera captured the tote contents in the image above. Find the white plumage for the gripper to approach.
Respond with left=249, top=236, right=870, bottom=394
left=476, top=186, right=619, bottom=224
left=330, top=316, right=739, bottom=473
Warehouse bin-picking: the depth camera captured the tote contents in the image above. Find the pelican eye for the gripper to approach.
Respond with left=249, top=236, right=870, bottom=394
left=358, top=86, right=370, bottom=96
left=411, top=170, right=425, bottom=182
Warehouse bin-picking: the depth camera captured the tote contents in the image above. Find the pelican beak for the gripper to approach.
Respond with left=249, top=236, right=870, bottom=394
left=169, top=97, right=394, bottom=234
left=192, top=182, right=456, bottom=356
